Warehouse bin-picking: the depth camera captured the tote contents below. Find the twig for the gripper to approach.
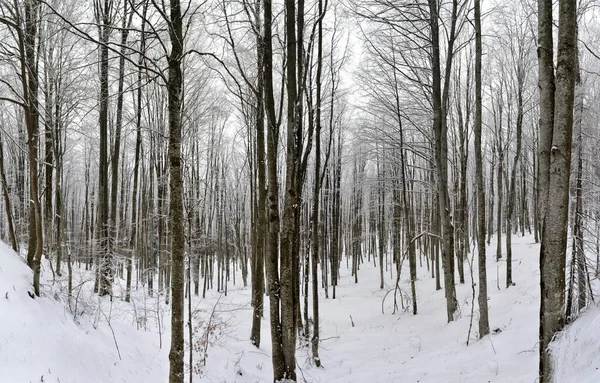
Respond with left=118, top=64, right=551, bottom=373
left=487, top=334, right=497, bottom=355
left=296, top=357, right=315, bottom=383
left=496, top=262, right=500, bottom=290
left=466, top=249, right=477, bottom=345
left=100, top=301, right=122, bottom=360
left=157, top=293, right=162, bottom=349
left=381, top=288, right=394, bottom=314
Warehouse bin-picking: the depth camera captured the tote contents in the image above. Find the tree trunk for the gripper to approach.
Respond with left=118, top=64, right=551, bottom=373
left=96, top=0, right=111, bottom=297
left=506, top=66, right=524, bottom=287
left=537, top=0, right=556, bottom=231
left=428, top=0, right=458, bottom=322
left=331, top=131, right=342, bottom=299
left=474, top=0, right=490, bottom=338
left=538, top=0, right=577, bottom=381
left=0, top=131, right=18, bottom=252
left=310, top=0, right=325, bottom=363
left=21, top=0, right=44, bottom=296
left=496, top=123, right=504, bottom=261
left=166, top=0, right=185, bottom=381
left=126, top=3, right=147, bottom=302
left=43, top=40, right=54, bottom=270
left=250, top=0, right=266, bottom=348
left=110, top=1, right=132, bottom=278
left=263, top=0, right=285, bottom=379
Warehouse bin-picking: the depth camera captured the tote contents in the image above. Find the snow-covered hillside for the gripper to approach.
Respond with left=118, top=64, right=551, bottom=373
left=1, top=236, right=599, bottom=383
left=0, top=240, right=167, bottom=383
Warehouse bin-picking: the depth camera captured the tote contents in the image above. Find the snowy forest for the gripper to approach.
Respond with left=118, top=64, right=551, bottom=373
left=0, top=0, right=598, bottom=382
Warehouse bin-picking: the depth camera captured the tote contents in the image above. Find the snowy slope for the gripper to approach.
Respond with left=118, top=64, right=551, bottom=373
left=0, top=242, right=167, bottom=383
left=1, top=236, right=599, bottom=383
left=552, top=305, right=600, bottom=383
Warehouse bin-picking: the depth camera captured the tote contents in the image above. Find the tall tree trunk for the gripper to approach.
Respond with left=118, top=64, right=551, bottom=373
left=331, top=131, right=342, bottom=299
left=43, top=40, right=54, bottom=271
left=538, top=0, right=577, bottom=381
left=310, top=0, right=326, bottom=364
left=126, top=2, right=147, bottom=303
left=506, top=68, right=524, bottom=287
left=278, top=0, right=300, bottom=378
left=96, top=0, right=111, bottom=297
left=487, top=146, right=495, bottom=245
left=250, top=0, right=266, bottom=348
left=456, top=112, right=467, bottom=285
left=537, top=0, right=556, bottom=232
left=166, top=0, right=185, bottom=381
left=573, top=55, right=586, bottom=314
left=0, top=132, right=18, bottom=252
left=495, top=117, right=504, bottom=261
left=54, top=125, right=63, bottom=286
left=474, top=0, right=490, bottom=338
left=428, top=0, right=458, bottom=322
left=263, top=0, right=285, bottom=379
left=377, top=155, right=385, bottom=289
left=21, top=0, right=44, bottom=296
left=533, top=133, right=540, bottom=243
left=110, top=1, right=132, bottom=274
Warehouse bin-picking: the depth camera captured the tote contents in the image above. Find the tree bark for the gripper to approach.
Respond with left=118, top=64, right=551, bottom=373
left=109, top=0, right=132, bottom=275
left=166, top=0, right=185, bottom=381
left=474, top=0, right=490, bottom=338
left=20, top=0, right=44, bottom=296
left=537, top=0, right=555, bottom=230
left=310, top=0, right=326, bottom=364
left=96, top=0, right=111, bottom=297
left=250, top=0, right=266, bottom=348
left=263, top=0, right=285, bottom=379
left=126, top=1, right=147, bottom=303
left=0, top=131, right=18, bottom=252
left=506, top=57, right=524, bottom=287
left=538, top=0, right=577, bottom=381
left=428, top=0, right=458, bottom=322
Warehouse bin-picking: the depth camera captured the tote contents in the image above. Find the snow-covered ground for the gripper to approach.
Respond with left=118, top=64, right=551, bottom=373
left=1, top=235, right=599, bottom=383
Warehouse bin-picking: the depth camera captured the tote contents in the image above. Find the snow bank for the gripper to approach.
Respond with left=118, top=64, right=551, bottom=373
left=0, top=242, right=167, bottom=383
left=552, top=305, right=600, bottom=383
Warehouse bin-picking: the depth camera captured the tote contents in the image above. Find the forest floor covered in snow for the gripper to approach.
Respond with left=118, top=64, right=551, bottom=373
left=1, top=235, right=600, bottom=383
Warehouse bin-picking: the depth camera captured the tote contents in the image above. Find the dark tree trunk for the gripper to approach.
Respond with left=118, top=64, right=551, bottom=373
left=166, top=0, right=185, bottom=381
left=538, top=0, right=577, bottom=381
left=506, top=84, right=523, bottom=287
left=537, top=0, right=556, bottom=231
left=110, top=1, right=132, bottom=274
left=21, top=0, right=44, bottom=296
left=0, top=132, right=18, bottom=252
left=263, top=0, right=285, bottom=379
left=250, top=0, right=266, bottom=348
left=474, top=0, right=490, bottom=338
left=96, top=0, right=111, bottom=297
left=126, top=1, right=147, bottom=303
left=331, top=130, right=342, bottom=299
left=43, top=42, right=54, bottom=270
left=310, top=0, right=326, bottom=364
left=428, top=0, right=458, bottom=322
